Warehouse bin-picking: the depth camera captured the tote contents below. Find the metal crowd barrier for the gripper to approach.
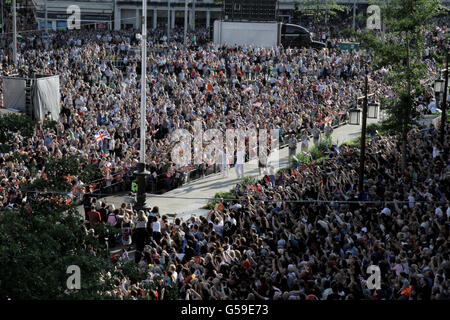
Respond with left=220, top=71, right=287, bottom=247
left=75, top=112, right=350, bottom=203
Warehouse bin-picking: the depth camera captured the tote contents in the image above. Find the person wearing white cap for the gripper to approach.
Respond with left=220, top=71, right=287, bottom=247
left=381, top=207, right=391, bottom=216
left=435, top=207, right=443, bottom=218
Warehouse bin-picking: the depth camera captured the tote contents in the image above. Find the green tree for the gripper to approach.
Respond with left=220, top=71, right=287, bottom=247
left=0, top=156, right=117, bottom=300
left=0, top=205, right=116, bottom=299
left=295, top=0, right=345, bottom=25
left=357, top=0, right=441, bottom=170
left=0, top=113, right=36, bottom=144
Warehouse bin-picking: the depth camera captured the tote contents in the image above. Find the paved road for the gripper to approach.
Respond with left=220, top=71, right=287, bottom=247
left=97, top=117, right=381, bottom=221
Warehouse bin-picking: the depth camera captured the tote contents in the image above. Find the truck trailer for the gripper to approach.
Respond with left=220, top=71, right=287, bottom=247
left=213, top=20, right=326, bottom=49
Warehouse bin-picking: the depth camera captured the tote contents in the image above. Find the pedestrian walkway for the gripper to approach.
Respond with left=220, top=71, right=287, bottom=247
left=99, top=117, right=381, bottom=220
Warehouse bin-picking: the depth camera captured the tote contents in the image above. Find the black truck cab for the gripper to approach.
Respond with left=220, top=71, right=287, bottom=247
left=280, top=23, right=326, bottom=49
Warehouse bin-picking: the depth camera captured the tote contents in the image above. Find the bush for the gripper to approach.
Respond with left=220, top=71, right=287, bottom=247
left=21, top=155, right=82, bottom=195
left=366, top=123, right=382, bottom=135
left=367, top=122, right=393, bottom=136
left=277, top=168, right=291, bottom=175
left=341, top=135, right=372, bottom=148
left=214, top=190, right=235, bottom=200
left=291, top=151, right=311, bottom=168
left=0, top=113, right=36, bottom=143
left=240, top=175, right=257, bottom=187
left=9, top=152, right=28, bottom=162
left=119, top=260, right=143, bottom=283
left=315, top=155, right=330, bottom=163
left=309, top=144, right=323, bottom=160
left=203, top=189, right=236, bottom=210
left=0, top=143, right=11, bottom=153
left=317, top=136, right=333, bottom=155
left=93, top=223, right=121, bottom=248
left=341, top=139, right=361, bottom=148
left=43, top=119, right=58, bottom=130
left=79, top=164, right=103, bottom=184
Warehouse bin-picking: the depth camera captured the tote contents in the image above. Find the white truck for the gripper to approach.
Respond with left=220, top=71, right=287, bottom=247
left=213, top=20, right=326, bottom=49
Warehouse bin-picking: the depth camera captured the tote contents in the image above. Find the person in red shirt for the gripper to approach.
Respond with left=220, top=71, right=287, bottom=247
left=88, top=205, right=102, bottom=227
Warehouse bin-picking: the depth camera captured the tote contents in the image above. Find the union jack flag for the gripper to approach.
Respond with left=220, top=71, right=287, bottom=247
left=95, top=129, right=110, bottom=142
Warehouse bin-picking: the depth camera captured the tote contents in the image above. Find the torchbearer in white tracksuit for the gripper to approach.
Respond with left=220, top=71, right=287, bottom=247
left=325, top=123, right=333, bottom=139
left=221, top=150, right=230, bottom=178
left=235, top=149, right=245, bottom=179
left=301, top=131, right=310, bottom=152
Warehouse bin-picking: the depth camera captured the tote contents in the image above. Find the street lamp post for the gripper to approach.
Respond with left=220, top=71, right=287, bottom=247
left=12, top=0, right=17, bottom=65
left=352, top=0, right=356, bottom=31
left=167, top=0, right=171, bottom=40
left=134, top=0, right=150, bottom=212
left=358, top=63, right=369, bottom=198
left=440, top=52, right=448, bottom=146
left=191, top=0, right=195, bottom=31
left=45, top=0, right=48, bottom=49
left=184, top=0, right=189, bottom=45
left=105, top=237, right=109, bottom=256
left=1, top=0, right=4, bottom=35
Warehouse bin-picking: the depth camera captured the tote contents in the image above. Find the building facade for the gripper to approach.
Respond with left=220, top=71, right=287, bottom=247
left=29, top=0, right=450, bottom=31
left=114, top=0, right=221, bottom=31
left=33, top=0, right=114, bottom=30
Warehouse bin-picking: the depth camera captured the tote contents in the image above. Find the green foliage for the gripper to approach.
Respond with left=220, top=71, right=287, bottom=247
left=317, top=136, right=332, bottom=154
left=291, top=137, right=332, bottom=167
left=92, top=223, right=121, bottom=247
left=45, top=155, right=81, bottom=177
left=357, top=0, right=441, bottom=134
left=341, top=139, right=361, bottom=148
left=292, top=151, right=312, bottom=168
left=203, top=175, right=256, bottom=208
left=215, top=190, right=235, bottom=200
left=0, top=207, right=114, bottom=300
left=0, top=143, right=11, bottom=153
left=203, top=189, right=236, bottom=210
left=9, top=152, right=28, bottom=162
left=366, top=122, right=393, bottom=136
left=79, top=164, right=103, bottom=185
left=119, top=260, right=143, bottom=283
left=43, top=119, right=58, bottom=130
left=341, top=134, right=375, bottom=148
left=0, top=113, right=36, bottom=143
left=356, top=0, right=441, bottom=168
left=295, top=0, right=345, bottom=24
left=276, top=168, right=291, bottom=175
left=240, top=175, right=257, bottom=187
left=310, top=137, right=332, bottom=160
left=0, top=148, right=118, bottom=300
left=309, top=144, right=323, bottom=160
left=21, top=155, right=81, bottom=194
left=380, top=92, right=422, bottom=135
left=366, top=123, right=381, bottom=136
left=164, top=283, right=180, bottom=300
left=315, top=155, right=330, bottom=163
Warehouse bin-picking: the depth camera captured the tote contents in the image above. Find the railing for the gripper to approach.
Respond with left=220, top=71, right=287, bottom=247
left=72, top=109, right=349, bottom=204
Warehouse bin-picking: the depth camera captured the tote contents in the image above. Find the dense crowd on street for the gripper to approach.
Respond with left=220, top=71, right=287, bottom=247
left=1, top=17, right=446, bottom=208
left=88, top=121, right=449, bottom=300
left=0, top=7, right=448, bottom=300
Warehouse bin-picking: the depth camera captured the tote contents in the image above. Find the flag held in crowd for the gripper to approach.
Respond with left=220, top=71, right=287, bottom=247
left=95, top=129, right=110, bottom=142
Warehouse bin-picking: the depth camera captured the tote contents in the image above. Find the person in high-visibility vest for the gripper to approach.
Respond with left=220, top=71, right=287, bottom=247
left=131, top=181, right=138, bottom=193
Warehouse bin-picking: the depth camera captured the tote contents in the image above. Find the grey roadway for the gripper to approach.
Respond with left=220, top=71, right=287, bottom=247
left=97, top=116, right=382, bottom=221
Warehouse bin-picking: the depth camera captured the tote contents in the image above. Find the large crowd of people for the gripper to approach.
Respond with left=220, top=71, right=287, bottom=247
left=88, top=121, right=449, bottom=300
left=2, top=20, right=445, bottom=206
left=0, top=7, right=448, bottom=300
